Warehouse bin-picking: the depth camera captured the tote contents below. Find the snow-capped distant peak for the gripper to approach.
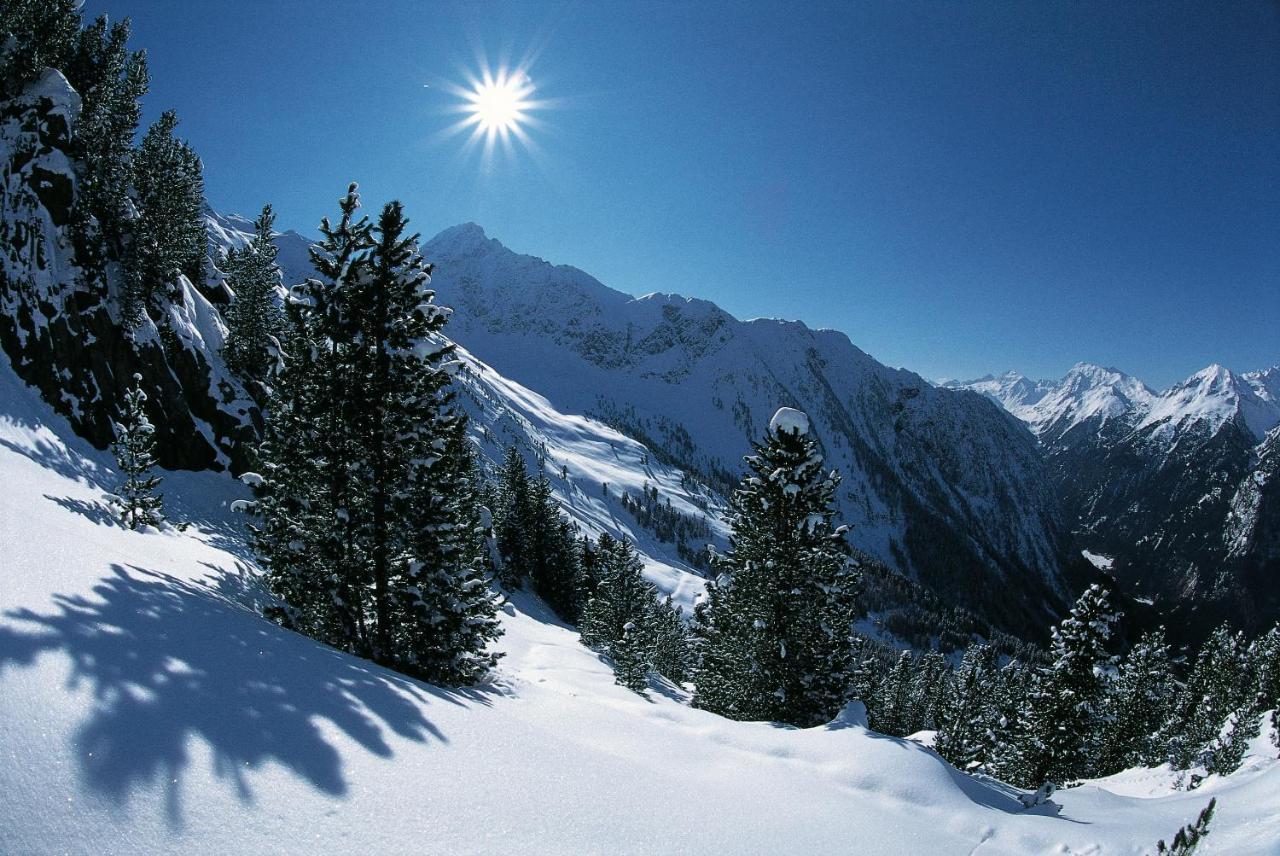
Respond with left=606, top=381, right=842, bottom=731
left=1138, top=363, right=1280, bottom=443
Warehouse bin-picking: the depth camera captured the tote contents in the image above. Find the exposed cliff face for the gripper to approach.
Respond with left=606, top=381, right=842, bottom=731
left=422, top=223, right=1077, bottom=637
left=0, top=70, right=255, bottom=471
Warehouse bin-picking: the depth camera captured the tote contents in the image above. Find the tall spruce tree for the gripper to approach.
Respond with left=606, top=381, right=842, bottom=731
left=936, top=644, right=995, bottom=770
left=580, top=534, right=658, bottom=693
left=1013, top=584, right=1119, bottom=787
left=127, top=110, right=206, bottom=320
left=1160, top=623, right=1251, bottom=770
left=252, top=183, right=374, bottom=655
left=1097, top=628, right=1175, bottom=774
left=250, top=185, right=499, bottom=684
left=651, top=595, right=695, bottom=685
left=107, top=374, right=164, bottom=529
left=492, top=446, right=531, bottom=589
left=693, top=407, right=861, bottom=727
left=222, top=204, right=285, bottom=381
left=873, top=651, right=917, bottom=736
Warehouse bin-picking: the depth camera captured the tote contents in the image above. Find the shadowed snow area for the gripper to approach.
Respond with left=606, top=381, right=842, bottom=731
left=2, top=357, right=1278, bottom=855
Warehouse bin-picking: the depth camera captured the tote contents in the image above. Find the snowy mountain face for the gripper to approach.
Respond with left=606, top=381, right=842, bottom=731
left=422, top=224, right=1077, bottom=638
left=950, top=361, right=1280, bottom=636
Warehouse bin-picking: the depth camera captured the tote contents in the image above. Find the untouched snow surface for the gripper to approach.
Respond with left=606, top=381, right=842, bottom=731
left=3, top=360, right=1280, bottom=854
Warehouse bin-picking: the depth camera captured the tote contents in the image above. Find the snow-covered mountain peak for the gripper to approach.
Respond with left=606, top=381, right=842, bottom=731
left=1139, top=362, right=1280, bottom=443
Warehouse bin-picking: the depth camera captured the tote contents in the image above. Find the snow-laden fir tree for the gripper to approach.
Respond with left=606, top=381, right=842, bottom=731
left=251, top=183, right=373, bottom=654
left=1012, top=584, right=1119, bottom=787
left=650, top=595, right=695, bottom=685
left=873, top=650, right=917, bottom=736
left=395, top=378, right=503, bottom=685
left=1159, top=623, right=1251, bottom=771
left=580, top=534, right=658, bottom=693
left=612, top=622, right=651, bottom=694
left=126, top=109, right=205, bottom=322
left=693, top=407, right=861, bottom=727
left=222, top=204, right=285, bottom=381
left=527, top=471, right=586, bottom=622
left=490, top=449, right=585, bottom=621
left=249, top=185, right=499, bottom=684
left=983, top=659, right=1034, bottom=781
left=492, top=446, right=531, bottom=589
left=935, top=643, right=995, bottom=770
left=1096, top=627, right=1176, bottom=775
left=107, top=373, right=164, bottom=529
left=911, top=649, right=950, bottom=732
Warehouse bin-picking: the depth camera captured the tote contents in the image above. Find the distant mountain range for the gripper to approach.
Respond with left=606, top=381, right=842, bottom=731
left=947, top=362, right=1280, bottom=636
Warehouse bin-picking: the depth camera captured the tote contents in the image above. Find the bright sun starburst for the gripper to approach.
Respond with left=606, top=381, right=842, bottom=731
left=466, top=70, right=533, bottom=135
left=438, top=60, right=548, bottom=166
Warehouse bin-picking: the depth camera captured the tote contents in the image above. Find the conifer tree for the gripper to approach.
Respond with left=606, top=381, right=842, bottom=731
left=612, top=622, right=652, bottom=694
left=911, top=649, right=950, bottom=732
left=580, top=534, right=659, bottom=693
left=936, top=644, right=994, bottom=769
left=1097, top=628, right=1176, bottom=775
left=252, top=183, right=373, bottom=655
left=107, top=373, right=164, bottom=529
left=984, top=660, right=1034, bottom=781
left=651, top=596, right=695, bottom=685
left=1160, top=623, right=1251, bottom=770
left=873, top=651, right=917, bottom=736
left=1248, top=624, right=1279, bottom=718
left=223, top=204, right=285, bottom=381
left=66, top=14, right=148, bottom=268
left=492, top=446, right=531, bottom=589
left=1013, top=584, right=1119, bottom=786
left=127, top=110, right=206, bottom=320
left=693, top=408, right=861, bottom=727
left=251, top=184, right=500, bottom=684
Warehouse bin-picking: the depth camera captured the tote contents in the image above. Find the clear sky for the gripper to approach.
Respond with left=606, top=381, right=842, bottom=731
left=86, top=0, right=1278, bottom=388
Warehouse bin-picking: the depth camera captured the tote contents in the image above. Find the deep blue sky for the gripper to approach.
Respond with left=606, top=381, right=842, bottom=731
left=87, top=0, right=1278, bottom=388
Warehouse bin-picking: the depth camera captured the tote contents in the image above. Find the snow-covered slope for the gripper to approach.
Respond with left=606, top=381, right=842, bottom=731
left=420, top=224, right=1075, bottom=637
left=949, top=361, right=1280, bottom=636
left=4, top=348, right=1279, bottom=855
left=451, top=341, right=723, bottom=611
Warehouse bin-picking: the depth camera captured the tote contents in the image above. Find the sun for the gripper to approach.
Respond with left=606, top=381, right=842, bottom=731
left=467, top=71, right=532, bottom=135
left=438, top=60, right=548, bottom=165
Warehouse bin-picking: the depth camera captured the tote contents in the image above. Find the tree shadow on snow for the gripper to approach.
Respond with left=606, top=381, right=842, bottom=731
left=42, top=493, right=119, bottom=527
left=0, top=563, right=500, bottom=827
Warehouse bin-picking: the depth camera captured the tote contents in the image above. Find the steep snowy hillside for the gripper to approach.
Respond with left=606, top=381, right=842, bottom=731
left=420, top=224, right=1077, bottom=637
left=450, top=341, right=723, bottom=611
left=950, top=362, right=1280, bottom=636
left=4, top=350, right=1279, bottom=855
